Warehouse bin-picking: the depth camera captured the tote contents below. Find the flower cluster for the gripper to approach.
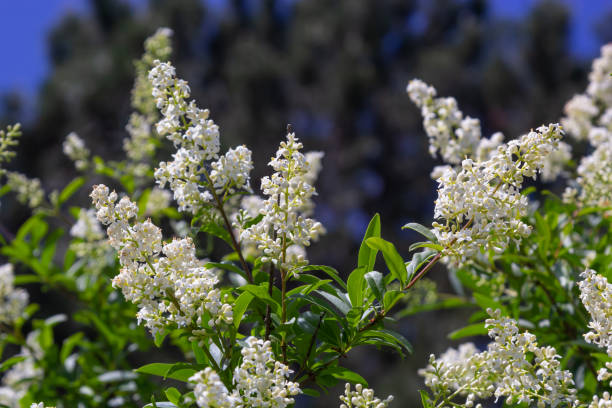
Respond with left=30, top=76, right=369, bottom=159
left=339, top=383, right=394, bottom=408
left=0, top=331, right=43, bottom=407
left=189, top=337, right=301, bottom=408
left=241, top=132, right=325, bottom=271
left=432, top=124, right=563, bottom=264
left=62, top=132, right=90, bottom=171
left=420, top=309, right=577, bottom=407
left=91, top=184, right=232, bottom=337
left=0, top=264, right=28, bottom=327
left=5, top=172, right=44, bottom=209
left=149, top=59, right=253, bottom=213
left=0, top=123, right=21, bottom=176
left=144, top=187, right=172, bottom=216
left=407, top=79, right=503, bottom=165
left=578, top=270, right=612, bottom=385
left=561, top=45, right=612, bottom=207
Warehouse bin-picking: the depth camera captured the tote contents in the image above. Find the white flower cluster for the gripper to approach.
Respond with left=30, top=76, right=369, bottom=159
left=90, top=184, right=232, bottom=337
left=420, top=309, right=577, bottom=407
left=210, top=145, right=253, bottom=194
left=560, top=45, right=612, bottom=207
left=69, top=208, right=113, bottom=268
left=6, top=172, right=44, bottom=209
left=144, top=187, right=172, bottom=216
left=149, top=60, right=253, bottom=213
left=578, top=270, right=612, bottom=385
left=407, top=79, right=503, bottom=165
left=241, top=133, right=324, bottom=271
left=0, top=264, right=28, bottom=327
left=124, top=112, right=155, bottom=162
left=62, top=132, right=90, bottom=171
left=70, top=208, right=104, bottom=242
left=0, top=331, right=43, bottom=407
left=339, top=383, right=394, bottom=408
left=409, top=80, right=570, bottom=183
left=189, top=337, right=301, bottom=408
left=0, top=124, right=21, bottom=176
left=433, top=124, right=563, bottom=264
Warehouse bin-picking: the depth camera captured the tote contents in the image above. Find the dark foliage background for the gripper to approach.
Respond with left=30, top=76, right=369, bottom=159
left=1, top=0, right=610, bottom=405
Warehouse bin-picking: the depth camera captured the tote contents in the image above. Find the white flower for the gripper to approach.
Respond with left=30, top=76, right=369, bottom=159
left=210, top=145, right=254, bottom=194
left=145, top=187, right=172, bottom=216
left=70, top=208, right=104, bottom=241
left=578, top=270, right=612, bottom=357
left=420, top=309, right=577, bottom=407
left=241, top=133, right=325, bottom=271
left=587, top=44, right=612, bottom=106
left=561, top=94, right=598, bottom=141
left=6, top=172, right=44, bottom=209
left=432, top=124, right=563, bottom=264
left=407, top=79, right=504, bottom=167
left=339, top=383, right=394, bottom=408
left=91, top=184, right=232, bottom=337
left=189, top=337, right=300, bottom=408
left=0, top=264, right=29, bottom=327
left=62, top=132, right=90, bottom=170
left=0, top=331, right=43, bottom=408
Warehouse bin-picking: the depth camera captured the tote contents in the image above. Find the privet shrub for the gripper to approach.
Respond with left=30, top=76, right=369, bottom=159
left=1, top=28, right=612, bottom=408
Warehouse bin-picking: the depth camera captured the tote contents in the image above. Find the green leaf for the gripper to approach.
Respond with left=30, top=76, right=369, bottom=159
left=57, top=177, right=85, bottom=206
left=164, top=388, right=181, bottom=405
left=366, top=237, right=406, bottom=285
left=364, top=271, right=384, bottom=301
left=383, top=290, right=404, bottom=311
left=191, top=342, right=207, bottom=365
left=233, top=292, right=254, bottom=329
left=448, top=322, right=487, bottom=340
left=200, top=221, right=233, bottom=247
left=135, top=363, right=198, bottom=382
left=402, top=222, right=436, bottom=242
left=358, top=213, right=381, bottom=272
left=406, top=249, right=436, bottom=283
left=300, top=265, right=347, bottom=290
left=326, top=366, right=368, bottom=385
left=473, top=293, right=507, bottom=315
left=60, top=332, right=84, bottom=362
left=302, top=388, right=320, bottom=398
left=315, top=290, right=351, bottom=316
left=239, top=284, right=280, bottom=314
left=347, top=268, right=367, bottom=307
left=0, top=356, right=26, bottom=372
left=420, top=390, right=434, bottom=408
left=409, top=242, right=444, bottom=252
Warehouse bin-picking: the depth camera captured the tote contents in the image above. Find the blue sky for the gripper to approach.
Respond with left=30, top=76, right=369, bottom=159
left=0, top=0, right=610, bottom=101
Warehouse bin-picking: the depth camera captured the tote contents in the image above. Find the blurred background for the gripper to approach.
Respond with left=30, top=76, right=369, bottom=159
left=0, top=0, right=611, bottom=405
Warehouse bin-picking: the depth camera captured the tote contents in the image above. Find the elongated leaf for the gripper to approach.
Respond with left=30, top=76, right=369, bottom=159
left=60, top=332, right=84, bottom=362
left=402, top=222, right=437, bottom=242
left=300, top=265, right=347, bottom=290
left=239, top=284, right=280, bottom=313
left=366, top=237, right=406, bottom=285
left=165, top=388, right=182, bottom=405
left=364, top=271, right=384, bottom=301
left=58, top=177, right=85, bottom=205
left=315, top=290, right=351, bottom=315
left=448, top=322, right=487, bottom=340
left=233, top=292, right=254, bottom=329
left=347, top=268, right=367, bottom=307
left=358, top=213, right=381, bottom=272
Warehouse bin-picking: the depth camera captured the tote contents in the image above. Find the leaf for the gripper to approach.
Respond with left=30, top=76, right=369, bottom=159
left=239, top=284, right=280, bottom=314
left=191, top=342, right=207, bottom=365
left=233, top=292, right=254, bottom=329
left=448, top=322, right=487, bottom=340
left=364, top=271, right=384, bottom=301
left=383, top=290, right=404, bottom=312
left=473, top=293, right=507, bottom=315
left=347, top=268, right=367, bottom=307
left=302, top=388, right=320, bottom=397
left=200, top=221, right=233, bottom=247
left=135, top=363, right=198, bottom=382
left=406, top=249, right=436, bottom=283
left=326, top=366, right=368, bottom=385
left=0, top=356, right=26, bottom=372
left=60, top=332, right=84, bottom=362
left=358, top=213, right=381, bottom=272
left=402, top=222, right=437, bottom=242
left=366, top=237, right=406, bottom=285
left=165, top=388, right=182, bottom=405
left=300, top=265, right=347, bottom=290
left=315, top=290, right=351, bottom=316
left=57, top=177, right=85, bottom=206
left=143, top=403, right=177, bottom=408
left=420, top=390, right=434, bottom=408
left=409, top=242, right=444, bottom=252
